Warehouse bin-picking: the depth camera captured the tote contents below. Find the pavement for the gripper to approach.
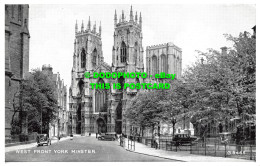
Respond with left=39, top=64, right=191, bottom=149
left=5, top=135, right=175, bottom=162
left=5, top=136, right=72, bottom=153
left=5, top=135, right=254, bottom=162
left=124, top=139, right=253, bottom=162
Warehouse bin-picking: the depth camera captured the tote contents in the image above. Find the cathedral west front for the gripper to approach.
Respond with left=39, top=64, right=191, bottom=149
left=69, top=6, right=182, bottom=136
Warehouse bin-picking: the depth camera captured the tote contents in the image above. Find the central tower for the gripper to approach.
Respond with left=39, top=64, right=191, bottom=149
left=111, top=6, right=144, bottom=134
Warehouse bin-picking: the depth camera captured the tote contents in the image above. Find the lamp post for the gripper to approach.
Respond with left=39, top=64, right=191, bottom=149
left=124, top=119, right=126, bottom=136
left=41, top=106, right=42, bottom=134
left=171, top=117, right=176, bottom=137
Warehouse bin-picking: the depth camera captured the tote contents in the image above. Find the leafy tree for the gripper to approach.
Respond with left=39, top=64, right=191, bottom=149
left=11, top=69, right=58, bottom=134
left=125, top=79, right=194, bottom=137
left=184, top=31, right=255, bottom=137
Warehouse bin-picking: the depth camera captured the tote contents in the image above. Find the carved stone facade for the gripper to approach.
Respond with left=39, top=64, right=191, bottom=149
left=146, top=43, right=182, bottom=79
left=69, top=6, right=182, bottom=136
left=69, top=17, right=112, bottom=135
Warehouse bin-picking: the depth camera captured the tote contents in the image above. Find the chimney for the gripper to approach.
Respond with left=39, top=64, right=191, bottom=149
left=220, top=47, right=227, bottom=55
left=42, top=64, right=53, bottom=76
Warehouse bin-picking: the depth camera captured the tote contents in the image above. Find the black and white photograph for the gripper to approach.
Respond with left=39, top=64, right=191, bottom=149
left=1, top=0, right=257, bottom=164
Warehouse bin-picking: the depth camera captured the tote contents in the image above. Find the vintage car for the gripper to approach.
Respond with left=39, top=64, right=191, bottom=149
left=98, top=132, right=116, bottom=141
left=36, top=134, right=51, bottom=146
left=172, top=133, right=198, bottom=145
left=219, top=132, right=232, bottom=144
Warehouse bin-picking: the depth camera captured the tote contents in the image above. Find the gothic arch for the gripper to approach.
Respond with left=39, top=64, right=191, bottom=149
left=120, top=41, right=127, bottom=63
left=161, top=54, right=167, bottom=73
left=69, top=88, right=72, bottom=96
left=96, top=118, right=107, bottom=133
left=134, top=42, right=138, bottom=64
left=81, top=48, right=86, bottom=68
left=177, top=56, right=180, bottom=77
left=136, top=77, right=140, bottom=92
left=117, top=77, right=125, bottom=92
left=92, top=48, right=97, bottom=68
left=78, top=80, right=84, bottom=96
left=152, top=55, right=157, bottom=76
left=95, top=79, right=107, bottom=113
left=76, top=104, right=82, bottom=134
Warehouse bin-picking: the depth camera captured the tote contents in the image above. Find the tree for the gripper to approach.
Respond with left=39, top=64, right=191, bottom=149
left=125, top=79, right=194, bottom=137
left=11, top=69, right=58, bottom=134
left=183, top=31, right=255, bottom=137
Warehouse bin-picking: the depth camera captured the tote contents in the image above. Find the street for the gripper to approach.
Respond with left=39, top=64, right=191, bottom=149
left=5, top=136, right=175, bottom=162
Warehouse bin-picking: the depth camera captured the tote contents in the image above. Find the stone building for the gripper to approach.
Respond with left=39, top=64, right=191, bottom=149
left=5, top=5, right=30, bottom=135
left=69, top=6, right=183, bottom=136
left=146, top=43, right=182, bottom=79
left=41, top=65, right=69, bottom=138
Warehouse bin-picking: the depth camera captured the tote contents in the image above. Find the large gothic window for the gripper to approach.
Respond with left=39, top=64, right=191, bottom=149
left=120, top=42, right=127, bottom=63
left=95, top=79, right=107, bottom=113
left=81, top=49, right=86, bottom=68
left=78, top=80, right=84, bottom=96
left=134, top=42, right=138, bottom=64
left=152, top=55, right=157, bottom=76
left=161, top=54, right=167, bottom=73
left=92, top=48, right=97, bottom=68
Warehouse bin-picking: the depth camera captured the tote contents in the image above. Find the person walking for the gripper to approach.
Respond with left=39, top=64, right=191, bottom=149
left=155, top=134, right=159, bottom=149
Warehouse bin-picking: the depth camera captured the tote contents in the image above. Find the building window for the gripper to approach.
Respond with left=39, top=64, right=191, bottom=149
left=78, top=80, right=84, bottom=96
left=161, top=54, right=167, bottom=73
left=92, top=48, right=97, bottom=67
left=152, top=55, right=157, bottom=76
left=81, top=49, right=86, bottom=68
left=120, top=42, right=127, bottom=63
left=18, top=5, right=22, bottom=21
left=95, top=79, right=107, bottom=113
left=134, top=42, right=138, bottom=64
left=11, top=5, right=14, bottom=19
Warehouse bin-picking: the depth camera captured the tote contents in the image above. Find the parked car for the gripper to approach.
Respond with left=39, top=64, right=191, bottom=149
left=219, top=132, right=232, bottom=144
left=98, top=132, right=116, bottom=141
left=172, top=133, right=198, bottom=145
left=36, top=134, right=51, bottom=146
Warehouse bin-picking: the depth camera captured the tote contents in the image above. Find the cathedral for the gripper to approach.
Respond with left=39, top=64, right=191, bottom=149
left=69, top=6, right=182, bottom=136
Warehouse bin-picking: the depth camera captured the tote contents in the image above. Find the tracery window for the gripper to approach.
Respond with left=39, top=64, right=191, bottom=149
left=161, top=54, right=167, bottom=73
left=120, top=42, right=127, bottom=63
left=152, top=55, right=157, bottom=76
left=81, top=49, right=86, bottom=68
left=92, top=48, right=97, bottom=67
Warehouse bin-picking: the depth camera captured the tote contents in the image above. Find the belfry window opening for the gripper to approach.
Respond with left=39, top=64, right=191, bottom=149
left=120, top=42, right=127, bottom=63
left=81, top=49, right=86, bottom=68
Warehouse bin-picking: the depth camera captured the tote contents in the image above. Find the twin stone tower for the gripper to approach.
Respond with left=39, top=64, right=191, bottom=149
left=69, top=6, right=182, bottom=135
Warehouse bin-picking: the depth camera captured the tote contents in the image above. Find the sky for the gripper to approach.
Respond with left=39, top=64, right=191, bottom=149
left=28, top=4, right=256, bottom=87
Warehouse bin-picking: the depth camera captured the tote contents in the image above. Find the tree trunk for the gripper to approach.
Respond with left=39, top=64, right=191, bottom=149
left=152, top=124, right=155, bottom=138
left=172, top=122, right=176, bottom=137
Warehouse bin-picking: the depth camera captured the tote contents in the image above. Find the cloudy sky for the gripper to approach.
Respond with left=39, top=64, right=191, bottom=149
left=28, top=4, right=256, bottom=87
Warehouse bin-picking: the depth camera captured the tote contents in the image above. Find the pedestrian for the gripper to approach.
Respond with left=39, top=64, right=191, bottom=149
left=155, top=134, right=159, bottom=149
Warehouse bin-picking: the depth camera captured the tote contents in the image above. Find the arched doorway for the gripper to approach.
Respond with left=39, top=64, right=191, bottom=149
left=76, top=104, right=81, bottom=134
left=96, top=118, right=107, bottom=133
